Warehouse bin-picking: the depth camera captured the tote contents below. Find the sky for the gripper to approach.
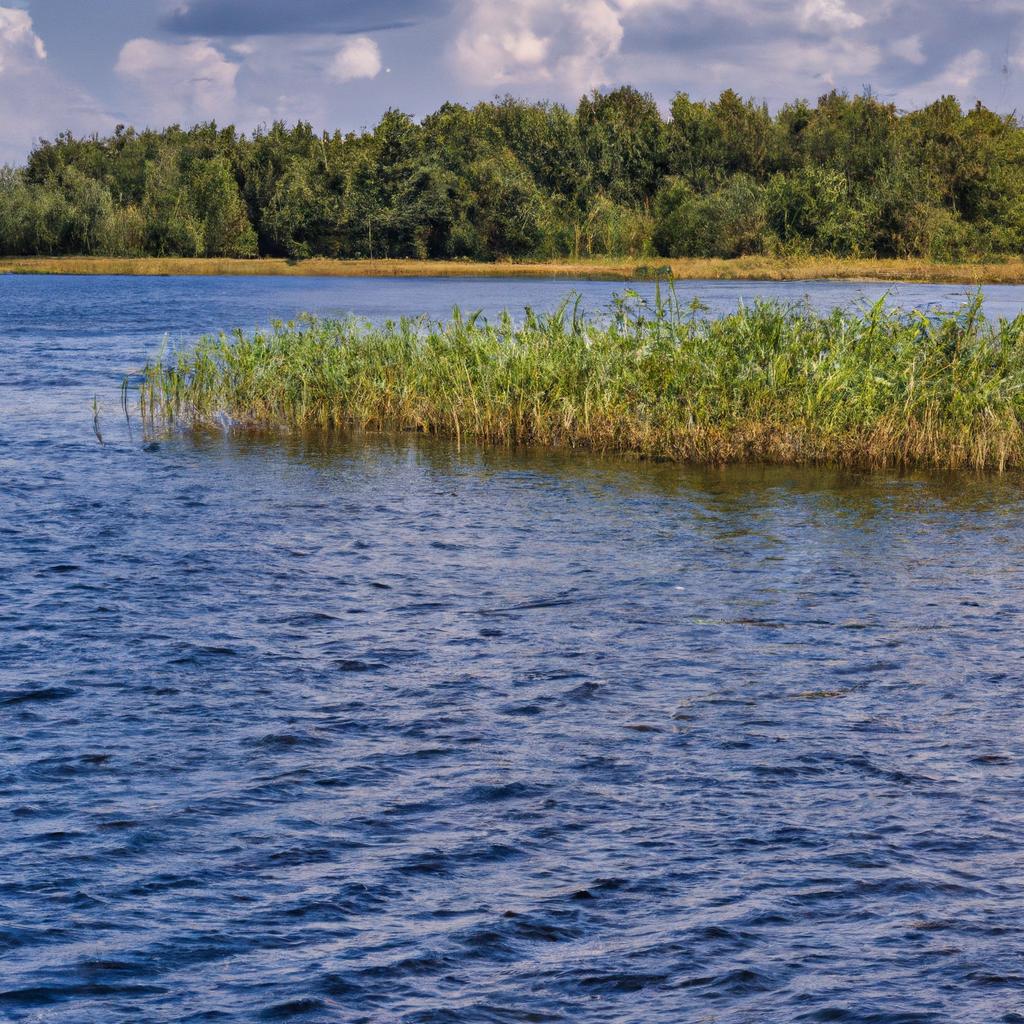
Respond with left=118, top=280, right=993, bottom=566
left=0, top=0, right=1021, bottom=164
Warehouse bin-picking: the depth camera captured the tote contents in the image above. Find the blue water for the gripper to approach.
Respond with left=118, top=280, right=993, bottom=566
left=3, top=274, right=1024, bottom=1023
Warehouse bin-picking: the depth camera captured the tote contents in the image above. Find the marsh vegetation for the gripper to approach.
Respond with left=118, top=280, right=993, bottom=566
left=138, top=291, right=1024, bottom=471
left=12, top=254, right=1024, bottom=284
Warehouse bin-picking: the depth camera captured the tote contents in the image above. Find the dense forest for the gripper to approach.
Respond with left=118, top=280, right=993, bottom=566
left=2, top=87, right=1024, bottom=262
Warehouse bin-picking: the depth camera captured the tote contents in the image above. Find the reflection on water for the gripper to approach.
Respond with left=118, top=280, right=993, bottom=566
left=2, top=275, right=1024, bottom=1023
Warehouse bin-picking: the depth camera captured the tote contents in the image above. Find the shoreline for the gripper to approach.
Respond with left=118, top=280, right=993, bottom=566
left=5, top=255, right=1024, bottom=285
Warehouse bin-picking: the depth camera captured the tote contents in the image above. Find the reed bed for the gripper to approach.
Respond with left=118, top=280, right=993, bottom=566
left=138, top=292, right=1024, bottom=470
left=13, top=255, right=1024, bottom=284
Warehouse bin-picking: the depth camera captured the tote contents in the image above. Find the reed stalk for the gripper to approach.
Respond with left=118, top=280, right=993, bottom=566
left=137, top=291, right=1024, bottom=470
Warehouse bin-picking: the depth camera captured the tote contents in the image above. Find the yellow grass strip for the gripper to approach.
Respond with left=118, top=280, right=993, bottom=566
left=8, top=255, right=1024, bottom=284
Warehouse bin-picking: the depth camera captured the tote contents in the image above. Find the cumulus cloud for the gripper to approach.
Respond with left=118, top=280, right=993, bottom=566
left=451, top=0, right=883, bottom=93
left=329, top=36, right=383, bottom=82
left=798, top=0, right=865, bottom=33
left=4, top=0, right=1023, bottom=167
left=0, top=6, right=46, bottom=73
left=115, top=38, right=240, bottom=123
left=444, top=0, right=1015, bottom=114
left=453, top=0, right=625, bottom=91
left=0, top=6, right=113, bottom=165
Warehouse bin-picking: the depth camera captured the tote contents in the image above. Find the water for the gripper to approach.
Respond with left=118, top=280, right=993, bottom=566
left=3, top=274, right=1024, bottom=1023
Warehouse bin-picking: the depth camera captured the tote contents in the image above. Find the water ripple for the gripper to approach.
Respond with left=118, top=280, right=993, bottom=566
left=3, top=275, right=1024, bottom=1022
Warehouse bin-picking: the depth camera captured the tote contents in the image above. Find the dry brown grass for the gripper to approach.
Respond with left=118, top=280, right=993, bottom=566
left=7, top=254, right=1024, bottom=284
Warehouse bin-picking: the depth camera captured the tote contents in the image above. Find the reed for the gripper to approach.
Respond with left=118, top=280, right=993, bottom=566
left=12, top=254, right=1024, bottom=284
left=137, top=291, right=1024, bottom=470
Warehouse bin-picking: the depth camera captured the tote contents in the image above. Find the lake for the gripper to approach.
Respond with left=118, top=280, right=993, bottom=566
left=3, top=274, right=1024, bottom=1023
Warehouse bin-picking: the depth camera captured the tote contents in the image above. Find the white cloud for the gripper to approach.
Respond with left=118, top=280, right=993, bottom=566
left=328, top=36, right=382, bottom=82
left=933, top=48, right=987, bottom=89
left=890, top=34, right=925, bottom=65
left=450, top=0, right=880, bottom=95
left=0, top=6, right=46, bottom=74
left=115, top=38, right=239, bottom=122
left=899, top=48, right=989, bottom=107
left=452, top=0, right=625, bottom=90
left=0, top=7, right=114, bottom=165
left=799, top=0, right=866, bottom=33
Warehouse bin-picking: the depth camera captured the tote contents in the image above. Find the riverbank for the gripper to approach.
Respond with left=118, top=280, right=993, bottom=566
left=9, top=254, right=1024, bottom=284
left=138, top=297, right=1024, bottom=471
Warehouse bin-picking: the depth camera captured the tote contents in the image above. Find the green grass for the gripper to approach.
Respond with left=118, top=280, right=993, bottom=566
left=136, top=290, right=1024, bottom=470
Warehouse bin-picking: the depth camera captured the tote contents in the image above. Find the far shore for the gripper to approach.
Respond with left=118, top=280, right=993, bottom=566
left=5, top=255, right=1024, bottom=286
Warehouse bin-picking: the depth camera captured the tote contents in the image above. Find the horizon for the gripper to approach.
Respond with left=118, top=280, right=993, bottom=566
left=1, top=0, right=1022, bottom=165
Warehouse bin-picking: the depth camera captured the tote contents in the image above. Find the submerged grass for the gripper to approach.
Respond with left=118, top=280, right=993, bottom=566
left=138, top=291, right=1024, bottom=470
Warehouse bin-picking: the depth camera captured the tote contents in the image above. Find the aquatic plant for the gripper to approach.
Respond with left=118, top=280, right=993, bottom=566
left=137, top=291, right=1024, bottom=470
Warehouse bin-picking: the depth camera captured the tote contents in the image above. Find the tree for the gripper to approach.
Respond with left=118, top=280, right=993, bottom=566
left=263, top=161, right=341, bottom=259
left=141, top=149, right=203, bottom=256
left=189, top=155, right=258, bottom=257
left=4, top=87, right=1024, bottom=263
left=55, top=166, right=114, bottom=254
left=653, top=174, right=767, bottom=258
left=577, top=86, right=664, bottom=204
left=460, top=150, right=545, bottom=259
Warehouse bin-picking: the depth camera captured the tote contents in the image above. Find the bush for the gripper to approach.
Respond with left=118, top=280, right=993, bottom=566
left=571, top=194, right=654, bottom=257
left=654, top=174, right=766, bottom=257
left=99, top=205, right=146, bottom=256
left=764, top=168, right=868, bottom=256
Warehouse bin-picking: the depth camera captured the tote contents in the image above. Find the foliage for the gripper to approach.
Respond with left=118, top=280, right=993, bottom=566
left=139, top=292, right=1024, bottom=470
left=6, top=88, right=1024, bottom=262
left=653, top=174, right=766, bottom=258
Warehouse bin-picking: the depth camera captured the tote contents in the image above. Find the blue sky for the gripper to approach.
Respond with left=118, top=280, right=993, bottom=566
left=0, top=0, right=1021, bottom=164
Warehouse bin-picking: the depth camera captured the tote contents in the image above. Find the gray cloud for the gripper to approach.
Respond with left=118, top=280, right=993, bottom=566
left=6, top=0, right=1024, bottom=168
left=617, top=0, right=1018, bottom=107
left=163, top=0, right=449, bottom=37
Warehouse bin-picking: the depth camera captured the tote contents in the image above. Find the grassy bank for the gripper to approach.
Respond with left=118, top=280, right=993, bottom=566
left=137, top=293, right=1024, bottom=471
left=12, top=254, right=1024, bottom=284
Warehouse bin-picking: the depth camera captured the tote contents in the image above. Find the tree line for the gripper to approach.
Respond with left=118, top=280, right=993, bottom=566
left=2, top=87, right=1024, bottom=263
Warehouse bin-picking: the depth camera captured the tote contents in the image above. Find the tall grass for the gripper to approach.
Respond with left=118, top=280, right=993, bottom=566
left=137, top=291, right=1024, bottom=470
left=12, top=255, right=1024, bottom=283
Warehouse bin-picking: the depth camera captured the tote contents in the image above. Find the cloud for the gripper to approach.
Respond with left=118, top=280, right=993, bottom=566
left=0, top=6, right=46, bottom=72
left=890, top=34, right=925, bottom=65
left=0, top=6, right=113, bottom=164
left=443, top=0, right=1024, bottom=120
left=4, top=0, right=1023, bottom=169
left=452, top=0, right=625, bottom=91
left=329, top=36, right=383, bottom=82
left=450, top=0, right=882, bottom=94
left=115, top=38, right=239, bottom=123
left=899, top=47, right=988, bottom=105
left=163, top=0, right=448, bottom=37
left=798, top=0, right=865, bottom=33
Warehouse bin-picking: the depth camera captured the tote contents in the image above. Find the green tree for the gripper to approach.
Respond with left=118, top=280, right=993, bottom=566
left=141, top=149, right=203, bottom=256
left=263, top=161, right=341, bottom=259
left=460, top=150, right=545, bottom=258
left=653, top=174, right=767, bottom=258
left=189, top=155, right=258, bottom=257
left=577, top=86, right=664, bottom=204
